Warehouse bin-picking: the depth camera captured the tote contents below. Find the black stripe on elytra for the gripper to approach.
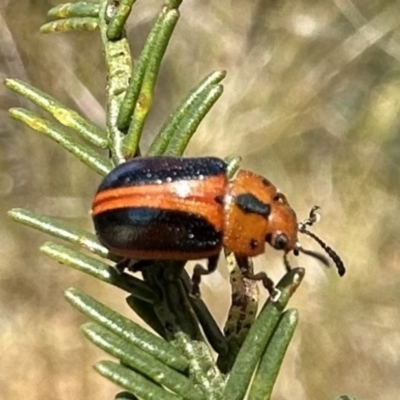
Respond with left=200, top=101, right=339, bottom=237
left=93, top=207, right=222, bottom=254
left=235, top=193, right=271, bottom=217
left=98, top=156, right=227, bottom=191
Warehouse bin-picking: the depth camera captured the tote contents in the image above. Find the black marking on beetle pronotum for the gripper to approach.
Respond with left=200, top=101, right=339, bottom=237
left=236, top=193, right=271, bottom=217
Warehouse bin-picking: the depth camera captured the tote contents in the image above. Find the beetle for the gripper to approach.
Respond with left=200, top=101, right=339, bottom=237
left=92, top=156, right=345, bottom=298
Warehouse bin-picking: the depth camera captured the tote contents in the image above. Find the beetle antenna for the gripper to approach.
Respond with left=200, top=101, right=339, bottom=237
left=295, top=243, right=330, bottom=266
left=299, top=228, right=346, bottom=276
left=298, top=205, right=321, bottom=230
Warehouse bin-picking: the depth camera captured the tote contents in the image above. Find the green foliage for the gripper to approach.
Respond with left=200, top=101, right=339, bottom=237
left=6, top=0, right=356, bottom=399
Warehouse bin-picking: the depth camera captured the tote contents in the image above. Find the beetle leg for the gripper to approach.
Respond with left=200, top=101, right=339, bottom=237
left=283, top=253, right=292, bottom=272
left=115, top=258, right=131, bottom=274
left=191, top=254, right=220, bottom=296
left=115, top=258, right=154, bottom=273
left=235, top=255, right=280, bottom=301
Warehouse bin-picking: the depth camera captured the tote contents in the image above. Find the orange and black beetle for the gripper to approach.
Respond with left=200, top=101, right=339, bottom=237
left=92, top=156, right=345, bottom=298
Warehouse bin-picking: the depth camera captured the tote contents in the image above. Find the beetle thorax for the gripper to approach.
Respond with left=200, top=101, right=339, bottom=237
left=222, top=170, right=275, bottom=257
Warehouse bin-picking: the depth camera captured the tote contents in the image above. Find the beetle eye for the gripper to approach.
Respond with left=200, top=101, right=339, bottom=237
left=274, top=233, right=288, bottom=250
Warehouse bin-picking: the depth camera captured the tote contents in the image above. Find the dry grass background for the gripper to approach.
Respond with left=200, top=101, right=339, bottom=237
left=1, top=0, right=400, bottom=399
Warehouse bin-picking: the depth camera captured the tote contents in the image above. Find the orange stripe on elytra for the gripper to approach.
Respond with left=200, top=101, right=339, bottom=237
left=93, top=175, right=226, bottom=207
left=92, top=175, right=227, bottom=230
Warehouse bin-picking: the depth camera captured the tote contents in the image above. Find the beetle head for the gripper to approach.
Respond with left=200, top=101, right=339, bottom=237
left=265, top=192, right=299, bottom=254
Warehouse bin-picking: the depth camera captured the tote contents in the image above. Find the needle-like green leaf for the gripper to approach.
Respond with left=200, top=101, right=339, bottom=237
left=8, top=208, right=108, bottom=258
left=65, top=288, right=189, bottom=372
left=106, top=0, right=137, bottom=40
left=95, top=360, right=182, bottom=400
left=123, top=9, right=180, bottom=158
left=248, top=309, right=299, bottom=399
left=83, top=323, right=205, bottom=400
left=163, top=84, right=223, bottom=156
left=5, top=79, right=107, bottom=148
left=41, top=242, right=154, bottom=302
left=41, top=17, right=99, bottom=33
left=147, top=70, right=226, bottom=156
left=47, top=2, right=100, bottom=19
left=9, top=108, right=112, bottom=175
left=224, top=268, right=305, bottom=400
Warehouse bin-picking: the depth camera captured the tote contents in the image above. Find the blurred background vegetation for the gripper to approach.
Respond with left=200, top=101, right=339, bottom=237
left=1, top=0, right=400, bottom=399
